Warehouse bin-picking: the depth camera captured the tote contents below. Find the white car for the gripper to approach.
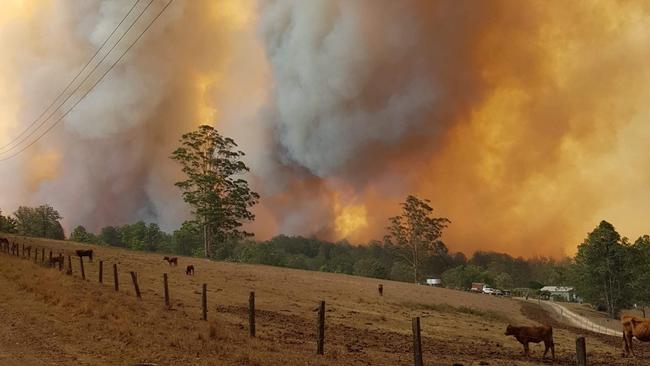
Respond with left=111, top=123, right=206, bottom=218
left=482, top=287, right=495, bottom=295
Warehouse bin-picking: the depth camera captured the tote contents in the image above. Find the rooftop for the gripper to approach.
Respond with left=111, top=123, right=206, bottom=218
left=540, top=286, right=574, bottom=292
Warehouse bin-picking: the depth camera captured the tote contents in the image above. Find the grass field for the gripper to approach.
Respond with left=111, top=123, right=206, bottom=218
left=0, top=235, right=646, bottom=365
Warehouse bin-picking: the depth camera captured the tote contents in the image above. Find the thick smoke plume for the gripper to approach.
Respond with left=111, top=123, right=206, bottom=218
left=1, top=0, right=650, bottom=257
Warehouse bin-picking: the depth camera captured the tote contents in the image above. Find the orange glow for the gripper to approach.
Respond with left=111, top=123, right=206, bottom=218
left=334, top=198, right=368, bottom=240
left=3, top=1, right=650, bottom=260
left=25, top=151, right=59, bottom=191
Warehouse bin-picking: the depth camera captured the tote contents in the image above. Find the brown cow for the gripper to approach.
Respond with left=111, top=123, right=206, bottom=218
left=622, top=315, right=650, bottom=356
left=505, top=324, right=555, bottom=359
left=163, top=256, right=178, bottom=266
left=186, top=265, right=194, bottom=275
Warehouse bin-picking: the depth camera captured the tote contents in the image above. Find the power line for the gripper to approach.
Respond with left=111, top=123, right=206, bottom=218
left=0, top=0, right=141, bottom=153
left=0, top=0, right=175, bottom=162
left=0, top=0, right=154, bottom=158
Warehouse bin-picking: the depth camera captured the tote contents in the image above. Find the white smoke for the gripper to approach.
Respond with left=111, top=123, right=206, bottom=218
left=259, top=0, right=439, bottom=176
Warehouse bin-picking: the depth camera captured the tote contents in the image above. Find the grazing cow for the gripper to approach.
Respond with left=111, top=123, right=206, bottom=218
left=622, top=315, right=650, bottom=356
left=75, top=249, right=93, bottom=262
left=186, top=265, right=195, bottom=275
left=163, top=256, right=178, bottom=266
left=505, top=324, right=555, bottom=359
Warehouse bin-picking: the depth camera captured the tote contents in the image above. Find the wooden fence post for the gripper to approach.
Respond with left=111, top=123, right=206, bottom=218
left=130, top=271, right=141, bottom=299
left=49, top=251, right=52, bottom=266
left=58, top=254, right=63, bottom=271
left=113, top=264, right=119, bottom=291
left=249, top=291, right=256, bottom=337
left=576, top=336, right=586, bottom=366
left=202, top=284, right=207, bottom=321
left=21, top=244, right=24, bottom=257
left=163, top=273, right=170, bottom=308
left=412, top=317, right=423, bottom=366
left=79, top=256, right=86, bottom=280
left=34, top=248, right=38, bottom=263
left=41, top=248, right=44, bottom=263
left=316, top=300, right=325, bottom=355
left=99, top=261, right=103, bottom=283
left=66, top=255, right=72, bottom=275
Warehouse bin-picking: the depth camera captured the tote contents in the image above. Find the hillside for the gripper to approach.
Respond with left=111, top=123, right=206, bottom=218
left=0, top=235, right=641, bottom=365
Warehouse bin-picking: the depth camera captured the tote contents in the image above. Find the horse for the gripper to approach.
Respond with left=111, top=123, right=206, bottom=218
left=75, top=249, right=93, bottom=262
left=186, top=265, right=195, bottom=275
left=163, top=256, right=178, bottom=266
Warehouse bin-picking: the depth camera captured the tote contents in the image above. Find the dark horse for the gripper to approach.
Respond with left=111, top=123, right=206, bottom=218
left=186, top=265, right=195, bottom=275
left=75, top=249, right=93, bottom=262
left=163, top=256, right=178, bottom=266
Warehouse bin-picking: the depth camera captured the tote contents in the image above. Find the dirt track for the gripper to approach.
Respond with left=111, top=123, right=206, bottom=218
left=0, top=236, right=647, bottom=365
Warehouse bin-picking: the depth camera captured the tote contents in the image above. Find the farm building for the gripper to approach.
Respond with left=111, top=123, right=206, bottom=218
left=540, top=286, right=578, bottom=302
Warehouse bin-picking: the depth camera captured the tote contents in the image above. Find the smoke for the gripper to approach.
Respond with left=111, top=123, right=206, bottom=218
left=1, top=0, right=650, bottom=257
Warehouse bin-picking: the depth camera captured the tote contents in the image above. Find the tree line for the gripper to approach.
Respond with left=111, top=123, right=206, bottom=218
left=1, top=125, right=647, bottom=318
left=0, top=205, right=64, bottom=240
left=0, top=203, right=569, bottom=289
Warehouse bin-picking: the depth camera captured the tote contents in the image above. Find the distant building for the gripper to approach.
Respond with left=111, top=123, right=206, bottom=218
left=426, top=278, right=442, bottom=287
left=540, top=286, right=578, bottom=302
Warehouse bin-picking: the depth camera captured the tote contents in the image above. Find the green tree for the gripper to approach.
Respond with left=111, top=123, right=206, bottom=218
left=99, top=226, right=123, bottom=247
left=441, top=264, right=489, bottom=289
left=172, top=221, right=202, bottom=256
left=494, top=272, right=514, bottom=290
left=171, top=125, right=259, bottom=258
left=574, top=221, right=633, bottom=318
left=384, top=195, right=450, bottom=283
left=13, top=204, right=65, bottom=239
left=389, top=262, right=413, bottom=282
left=630, top=235, right=650, bottom=316
left=353, top=257, right=388, bottom=279
left=70, top=225, right=95, bottom=243
left=0, top=210, right=17, bottom=233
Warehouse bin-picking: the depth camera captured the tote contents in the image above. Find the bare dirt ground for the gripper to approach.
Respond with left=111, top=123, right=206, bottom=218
left=0, top=235, right=647, bottom=365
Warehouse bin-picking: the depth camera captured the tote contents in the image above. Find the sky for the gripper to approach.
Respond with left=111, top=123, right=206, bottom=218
left=1, top=0, right=650, bottom=258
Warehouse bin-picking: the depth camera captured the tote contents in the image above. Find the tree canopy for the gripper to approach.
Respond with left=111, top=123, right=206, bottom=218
left=384, top=195, right=450, bottom=283
left=0, top=210, right=17, bottom=233
left=171, top=125, right=259, bottom=258
left=13, top=204, right=65, bottom=240
left=573, top=221, right=633, bottom=318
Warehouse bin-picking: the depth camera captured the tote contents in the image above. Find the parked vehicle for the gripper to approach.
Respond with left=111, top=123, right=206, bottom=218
left=471, top=282, right=485, bottom=292
left=482, top=286, right=496, bottom=295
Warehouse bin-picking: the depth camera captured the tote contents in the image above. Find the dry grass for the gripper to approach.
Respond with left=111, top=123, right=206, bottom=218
left=0, top=235, right=643, bottom=365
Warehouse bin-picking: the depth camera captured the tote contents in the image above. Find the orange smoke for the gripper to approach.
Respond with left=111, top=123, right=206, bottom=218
left=2, top=1, right=650, bottom=259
